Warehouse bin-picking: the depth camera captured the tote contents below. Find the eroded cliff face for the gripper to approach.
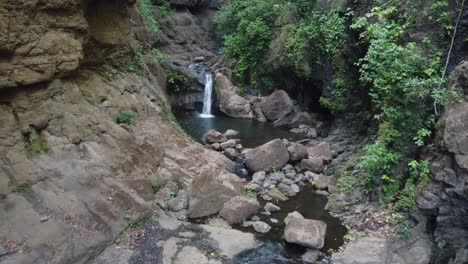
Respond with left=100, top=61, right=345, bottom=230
left=0, top=1, right=239, bottom=263
left=418, top=61, right=468, bottom=254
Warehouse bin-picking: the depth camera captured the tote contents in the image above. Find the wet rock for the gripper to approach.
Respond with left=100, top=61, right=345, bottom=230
left=202, top=129, right=227, bottom=144
left=285, top=172, right=296, bottom=179
left=289, top=112, right=316, bottom=128
left=245, top=139, right=289, bottom=172
left=284, top=211, right=304, bottom=224
left=252, top=171, right=266, bottom=183
left=287, top=143, right=309, bottom=162
left=235, top=144, right=243, bottom=151
left=332, top=237, right=389, bottom=264
left=282, top=164, right=295, bottom=173
left=224, top=129, right=240, bottom=139
left=302, top=249, right=319, bottom=263
left=219, top=196, right=261, bottom=224
left=294, top=174, right=304, bottom=183
left=264, top=202, right=281, bottom=212
left=270, top=218, right=279, bottom=224
left=268, top=188, right=289, bottom=202
left=301, top=158, right=325, bottom=173
left=278, top=183, right=298, bottom=197
left=253, top=221, right=271, bottom=233
left=306, top=128, right=318, bottom=139
left=260, top=90, right=294, bottom=121
left=284, top=218, right=327, bottom=249
left=223, top=148, right=238, bottom=160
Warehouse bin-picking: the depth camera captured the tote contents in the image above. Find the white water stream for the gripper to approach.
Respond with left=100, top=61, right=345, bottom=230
left=200, top=73, right=214, bottom=118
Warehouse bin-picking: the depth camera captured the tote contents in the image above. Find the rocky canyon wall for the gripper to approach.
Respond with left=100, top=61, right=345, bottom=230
left=0, top=1, right=239, bottom=263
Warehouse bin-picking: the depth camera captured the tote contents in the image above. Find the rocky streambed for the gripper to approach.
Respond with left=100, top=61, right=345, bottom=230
left=147, top=111, right=349, bottom=263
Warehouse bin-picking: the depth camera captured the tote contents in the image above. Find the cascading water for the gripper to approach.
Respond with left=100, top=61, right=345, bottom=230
left=200, top=73, right=214, bottom=118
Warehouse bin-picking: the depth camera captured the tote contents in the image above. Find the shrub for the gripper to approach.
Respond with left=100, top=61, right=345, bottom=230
left=137, top=0, right=158, bottom=35
left=116, top=111, right=137, bottom=125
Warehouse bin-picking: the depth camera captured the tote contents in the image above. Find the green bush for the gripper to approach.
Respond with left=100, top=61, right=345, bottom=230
left=23, top=130, right=50, bottom=156
left=137, top=0, right=158, bottom=35
left=116, top=111, right=137, bottom=125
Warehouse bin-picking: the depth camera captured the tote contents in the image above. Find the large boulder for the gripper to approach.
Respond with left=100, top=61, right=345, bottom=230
left=216, top=73, right=254, bottom=119
left=260, top=90, right=294, bottom=121
left=202, top=129, right=227, bottom=144
left=307, top=142, right=332, bottom=162
left=284, top=218, right=327, bottom=249
left=244, top=139, right=289, bottom=172
left=219, top=196, right=261, bottom=224
left=188, top=171, right=244, bottom=218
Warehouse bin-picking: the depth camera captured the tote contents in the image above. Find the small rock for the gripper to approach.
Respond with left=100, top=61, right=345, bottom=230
left=221, top=139, right=237, bottom=149
left=268, top=188, right=289, bottom=202
left=313, top=174, right=332, bottom=190
left=268, top=172, right=285, bottom=182
left=202, top=129, right=227, bottom=144
left=260, top=211, right=271, bottom=216
left=20, top=127, right=31, bottom=136
left=242, top=221, right=254, bottom=227
left=40, top=216, right=50, bottom=222
left=282, top=164, right=295, bottom=173
left=223, top=148, right=238, bottom=160
left=194, top=56, right=205, bottom=62
left=302, top=249, right=319, bottom=263
left=252, top=171, right=266, bottom=183
left=263, top=180, right=273, bottom=189
left=253, top=221, right=271, bottom=233
left=291, top=184, right=300, bottom=193
left=235, top=144, right=243, bottom=150
left=70, top=134, right=81, bottom=144
left=207, top=217, right=231, bottom=229
left=262, top=195, right=272, bottom=201
left=284, top=211, right=304, bottom=225
left=294, top=174, right=304, bottom=183
left=282, top=178, right=294, bottom=185
left=0, top=245, right=7, bottom=257
left=270, top=218, right=279, bottom=224
left=212, top=143, right=221, bottom=150
left=224, top=129, right=240, bottom=139
left=278, top=183, right=297, bottom=197
left=264, top=202, right=281, bottom=212
left=306, top=128, right=318, bottom=139
left=315, top=190, right=329, bottom=196
left=251, top=215, right=261, bottom=221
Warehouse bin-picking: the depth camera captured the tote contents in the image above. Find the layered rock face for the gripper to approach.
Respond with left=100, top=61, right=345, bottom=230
left=0, top=1, right=240, bottom=263
left=0, top=0, right=87, bottom=88
left=417, top=61, right=468, bottom=250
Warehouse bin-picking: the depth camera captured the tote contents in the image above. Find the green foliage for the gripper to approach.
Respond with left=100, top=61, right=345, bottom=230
left=155, top=94, right=186, bottom=135
left=127, top=219, right=146, bottom=229
left=129, top=44, right=143, bottom=73
left=138, top=0, right=159, bottom=35
left=14, top=184, right=32, bottom=194
left=395, top=219, right=414, bottom=240
left=116, top=111, right=137, bottom=125
left=245, top=186, right=257, bottom=194
left=280, top=9, right=346, bottom=77
left=146, top=48, right=167, bottom=64
left=215, top=0, right=346, bottom=92
left=165, top=68, right=193, bottom=94
left=23, top=130, right=50, bottom=156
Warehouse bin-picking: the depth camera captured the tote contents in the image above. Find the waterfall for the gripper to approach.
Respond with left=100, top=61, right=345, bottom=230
left=200, top=73, right=214, bottom=118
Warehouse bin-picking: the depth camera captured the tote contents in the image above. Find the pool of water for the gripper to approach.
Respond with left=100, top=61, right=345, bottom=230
left=175, top=112, right=294, bottom=148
